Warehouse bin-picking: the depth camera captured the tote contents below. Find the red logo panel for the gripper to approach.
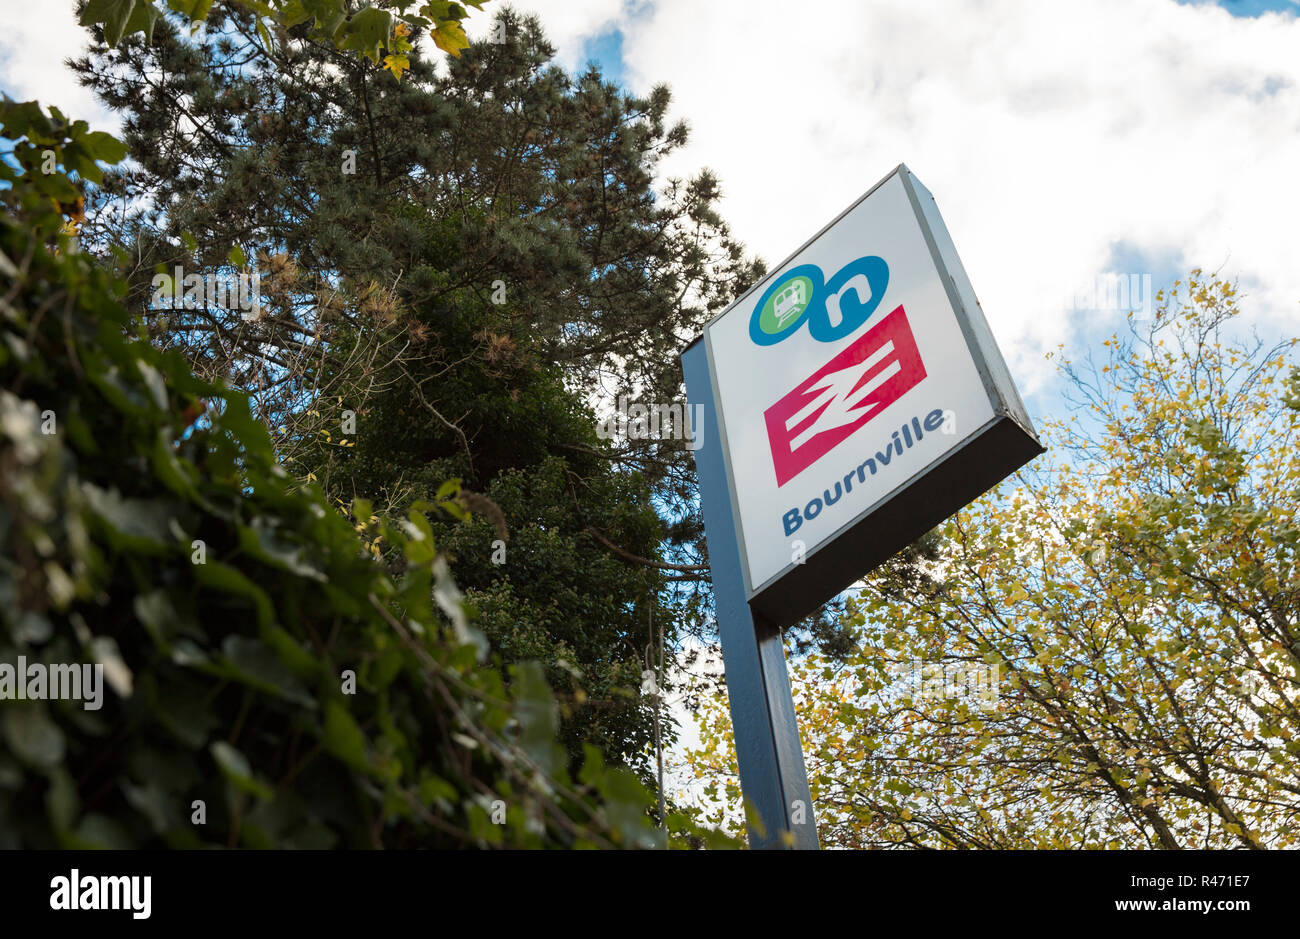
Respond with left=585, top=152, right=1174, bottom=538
left=764, top=304, right=926, bottom=487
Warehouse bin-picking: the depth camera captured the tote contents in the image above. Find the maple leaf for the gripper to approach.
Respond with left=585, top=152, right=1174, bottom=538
left=382, top=53, right=410, bottom=80
left=430, top=20, right=470, bottom=57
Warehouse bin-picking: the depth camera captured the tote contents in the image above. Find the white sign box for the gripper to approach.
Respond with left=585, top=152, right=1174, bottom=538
left=699, top=165, right=1042, bottom=626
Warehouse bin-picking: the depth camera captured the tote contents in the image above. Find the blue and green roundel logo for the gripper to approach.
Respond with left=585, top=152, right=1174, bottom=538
left=749, top=256, right=889, bottom=345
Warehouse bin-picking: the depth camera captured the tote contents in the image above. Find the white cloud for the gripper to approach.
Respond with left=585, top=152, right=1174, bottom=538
left=530, top=0, right=1300, bottom=393
left=0, top=0, right=118, bottom=131
left=465, top=0, right=629, bottom=70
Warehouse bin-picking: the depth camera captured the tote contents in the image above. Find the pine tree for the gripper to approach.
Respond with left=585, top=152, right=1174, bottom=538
left=74, top=6, right=764, bottom=777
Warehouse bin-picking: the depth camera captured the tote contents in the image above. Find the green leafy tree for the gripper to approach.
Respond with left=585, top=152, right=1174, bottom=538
left=73, top=6, right=768, bottom=780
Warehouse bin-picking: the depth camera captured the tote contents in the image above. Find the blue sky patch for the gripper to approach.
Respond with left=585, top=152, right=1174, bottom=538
left=579, top=28, right=627, bottom=87
left=1175, top=0, right=1300, bottom=16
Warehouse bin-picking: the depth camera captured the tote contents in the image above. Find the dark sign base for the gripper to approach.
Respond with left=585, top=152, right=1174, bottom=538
left=750, top=413, right=1045, bottom=629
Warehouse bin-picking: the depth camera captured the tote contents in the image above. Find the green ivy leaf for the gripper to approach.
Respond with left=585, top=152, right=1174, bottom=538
left=322, top=700, right=370, bottom=772
left=80, top=483, right=173, bottom=550
left=79, top=0, right=141, bottom=48
left=2, top=705, right=66, bottom=770
left=166, top=0, right=215, bottom=20
left=193, top=561, right=276, bottom=630
left=337, top=8, right=393, bottom=63
left=511, top=662, right=561, bottom=776
left=220, top=635, right=315, bottom=707
left=302, top=0, right=347, bottom=36
left=210, top=741, right=274, bottom=799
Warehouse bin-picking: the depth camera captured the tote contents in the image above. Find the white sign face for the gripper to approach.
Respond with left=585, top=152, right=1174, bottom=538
left=703, top=168, right=996, bottom=597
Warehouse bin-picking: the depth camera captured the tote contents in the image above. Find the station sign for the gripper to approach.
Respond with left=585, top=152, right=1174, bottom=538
left=700, top=164, right=1044, bottom=626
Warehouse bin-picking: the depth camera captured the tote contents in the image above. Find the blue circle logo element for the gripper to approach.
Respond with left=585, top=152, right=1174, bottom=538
left=748, top=256, right=889, bottom=345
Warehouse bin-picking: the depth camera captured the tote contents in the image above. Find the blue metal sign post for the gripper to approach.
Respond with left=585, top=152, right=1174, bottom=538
left=682, top=339, right=819, bottom=850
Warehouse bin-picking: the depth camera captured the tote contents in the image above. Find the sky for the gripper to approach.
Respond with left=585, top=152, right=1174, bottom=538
left=3, top=0, right=1298, bottom=412
left=460, top=0, right=1300, bottom=413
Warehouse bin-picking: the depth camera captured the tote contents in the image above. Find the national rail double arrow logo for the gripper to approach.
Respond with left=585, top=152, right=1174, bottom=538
left=764, top=303, right=927, bottom=487
left=749, top=254, right=928, bottom=487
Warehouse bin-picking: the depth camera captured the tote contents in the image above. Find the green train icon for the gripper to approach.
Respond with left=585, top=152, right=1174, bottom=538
left=772, top=279, right=810, bottom=329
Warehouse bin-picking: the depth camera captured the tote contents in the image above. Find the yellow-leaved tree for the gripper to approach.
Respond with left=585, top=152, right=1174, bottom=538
left=685, top=273, right=1299, bottom=848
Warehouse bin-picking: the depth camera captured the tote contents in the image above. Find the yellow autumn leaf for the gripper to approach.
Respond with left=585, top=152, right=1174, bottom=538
left=431, top=21, right=470, bottom=57
left=382, top=54, right=410, bottom=80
